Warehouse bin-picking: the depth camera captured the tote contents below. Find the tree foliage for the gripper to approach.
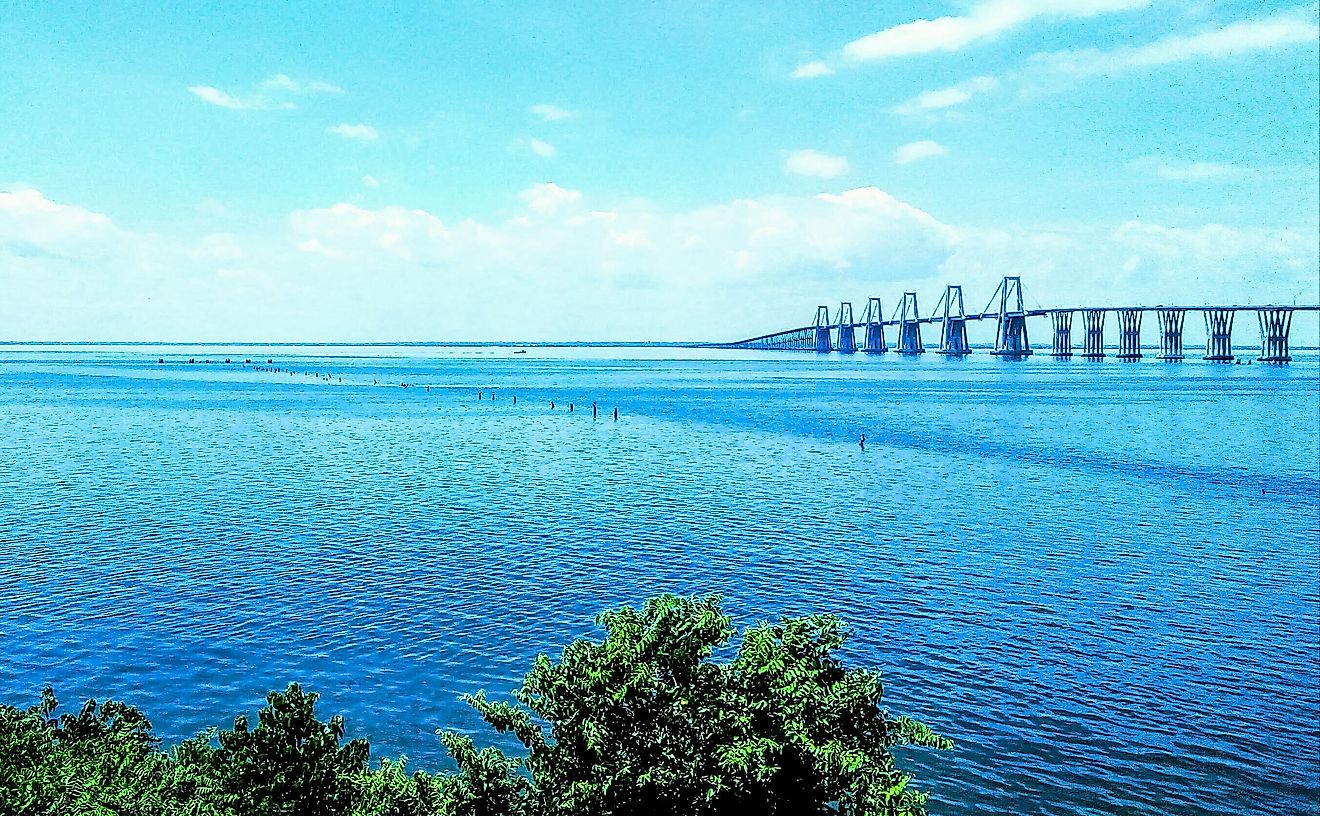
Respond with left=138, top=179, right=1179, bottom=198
left=0, top=595, right=949, bottom=815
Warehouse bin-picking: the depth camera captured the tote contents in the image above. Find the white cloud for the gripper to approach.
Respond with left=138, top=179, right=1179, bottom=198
left=1130, top=157, right=1243, bottom=181
left=262, top=74, right=344, bottom=94
left=785, top=149, right=850, bottom=178
left=529, top=138, right=557, bottom=158
left=529, top=104, right=574, bottom=121
left=790, top=61, right=834, bottom=79
left=894, top=140, right=947, bottom=164
left=895, top=76, right=998, bottom=115
left=327, top=123, right=379, bottom=141
left=363, top=175, right=382, bottom=188
left=518, top=182, right=581, bottom=214
left=843, top=0, right=1149, bottom=61
left=4, top=186, right=1315, bottom=343
left=1031, top=8, right=1319, bottom=78
left=187, top=85, right=294, bottom=111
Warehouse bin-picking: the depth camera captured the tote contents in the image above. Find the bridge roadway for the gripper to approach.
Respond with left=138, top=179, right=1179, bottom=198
left=717, top=276, right=1318, bottom=361
left=725, top=305, right=1320, bottom=348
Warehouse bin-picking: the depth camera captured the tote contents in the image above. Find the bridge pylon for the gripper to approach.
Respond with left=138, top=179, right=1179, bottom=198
left=936, top=285, right=970, bottom=355
left=1116, top=309, right=1143, bottom=359
left=1051, top=311, right=1073, bottom=357
left=812, top=306, right=832, bottom=353
left=990, top=276, right=1032, bottom=356
left=836, top=302, right=857, bottom=353
left=1081, top=309, right=1106, bottom=358
left=1156, top=309, right=1185, bottom=360
left=1257, top=307, right=1293, bottom=363
left=862, top=297, right=887, bottom=353
left=1204, top=309, right=1234, bottom=361
left=896, top=292, right=924, bottom=354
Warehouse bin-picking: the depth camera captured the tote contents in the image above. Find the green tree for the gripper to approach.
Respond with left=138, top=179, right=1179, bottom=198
left=462, top=594, right=951, bottom=816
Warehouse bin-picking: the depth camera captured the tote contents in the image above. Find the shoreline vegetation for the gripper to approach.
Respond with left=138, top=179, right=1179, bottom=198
left=1, top=594, right=949, bottom=816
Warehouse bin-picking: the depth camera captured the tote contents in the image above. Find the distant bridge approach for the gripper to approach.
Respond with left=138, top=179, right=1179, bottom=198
left=717, top=277, right=1319, bottom=362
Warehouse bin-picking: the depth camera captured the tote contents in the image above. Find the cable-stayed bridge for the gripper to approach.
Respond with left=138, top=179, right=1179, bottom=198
left=718, top=276, right=1318, bottom=363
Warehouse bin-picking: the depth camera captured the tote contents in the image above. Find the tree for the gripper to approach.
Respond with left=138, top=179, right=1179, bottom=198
left=461, top=594, right=951, bottom=816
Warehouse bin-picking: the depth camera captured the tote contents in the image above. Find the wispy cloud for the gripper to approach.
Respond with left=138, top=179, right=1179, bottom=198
left=529, top=104, right=574, bottom=121
left=187, top=85, right=294, bottom=111
left=1031, top=8, right=1319, bottom=77
left=362, top=175, right=382, bottom=189
left=262, top=74, right=345, bottom=94
left=785, top=149, right=850, bottom=178
left=843, top=0, right=1149, bottom=62
left=790, top=61, right=834, bottom=79
left=894, top=76, right=998, bottom=115
left=188, top=74, right=343, bottom=111
left=529, top=139, right=557, bottom=158
left=894, top=140, right=947, bottom=164
left=1130, top=156, right=1244, bottom=181
left=327, top=123, right=379, bottom=141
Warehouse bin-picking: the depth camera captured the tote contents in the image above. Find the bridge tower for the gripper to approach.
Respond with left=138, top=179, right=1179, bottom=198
left=862, top=297, right=887, bottom=353
left=937, top=285, right=970, bottom=355
left=991, top=276, right=1032, bottom=356
left=1081, top=309, right=1106, bottom=358
left=1116, top=309, right=1143, bottom=359
left=1156, top=309, right=1185, bottom=360
left=836, top=302, right=857, bottom=353
left=1258, top=307, right=1293, bottom=363
left=813, top=306, right=832, bottom=353
left=1204, top=309, right=1234, bottom=361
left=896, top=292, right=924, bottom=354
left=1051, top=311, right=1073, bottom=357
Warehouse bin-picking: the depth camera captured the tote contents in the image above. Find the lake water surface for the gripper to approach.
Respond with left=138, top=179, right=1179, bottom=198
left=1, top=345, right=1317, bottom=815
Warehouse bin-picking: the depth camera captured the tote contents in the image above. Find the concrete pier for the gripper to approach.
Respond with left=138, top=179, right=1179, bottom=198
left=1051, top=311, right=1073, bottom=357
left=937, top=285, right=970, bottom=355
left=813, top=305, right=832, bottom=353
left=1082, top=309, right=1106, bottom=358
left=1204, top=309, right=1234, bottom=361
left=896, top=292, right=924, bottom=354
left=863, top=297, right=887, bottom=353
left=836, top=302, right=857, bottom=353
left=1257, top=307, right=1293, bottom=363
left=1156, top=309, right=1185, bottom=360
left=1116, top=309, right=1142, bottom=359
left=991, top=276, right=1032, bottom=356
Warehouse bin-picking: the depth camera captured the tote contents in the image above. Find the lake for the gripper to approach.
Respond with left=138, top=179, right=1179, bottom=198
left=1, top=345, right=1316, bottom=815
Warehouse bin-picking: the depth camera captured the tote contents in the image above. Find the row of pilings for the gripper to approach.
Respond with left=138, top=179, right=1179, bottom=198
left=1049, top=307, right=1294, bottom=362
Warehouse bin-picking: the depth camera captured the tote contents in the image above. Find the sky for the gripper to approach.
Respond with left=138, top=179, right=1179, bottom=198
left=1, top=0, right=1317, bottom=342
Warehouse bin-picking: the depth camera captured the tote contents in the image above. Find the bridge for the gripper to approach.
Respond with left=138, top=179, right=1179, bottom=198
left=718, top=277, right=1319, bottom=362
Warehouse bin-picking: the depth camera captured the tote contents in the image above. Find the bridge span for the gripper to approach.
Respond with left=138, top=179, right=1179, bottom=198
left=718, top=277, right=1319, bottom=363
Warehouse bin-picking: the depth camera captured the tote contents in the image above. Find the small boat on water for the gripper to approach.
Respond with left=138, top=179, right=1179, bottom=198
left=513, top=349, right=527, bottom=354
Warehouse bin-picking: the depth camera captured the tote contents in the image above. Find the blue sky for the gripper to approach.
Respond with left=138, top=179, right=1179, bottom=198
left=1, top=0, right=1317, bottom=341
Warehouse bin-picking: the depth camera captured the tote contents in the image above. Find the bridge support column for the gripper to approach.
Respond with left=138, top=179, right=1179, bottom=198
left=813, top=306, right=832, bottom=353
left=1082, top=309, right=1106, bottom=358
left=896, top=292, right=924, bottom=354
left=1156, top=309, right=1185, bottom=360
left=937, top=285, right=970, bottom=355
left=1257, top=308, right=1293, bottom=363
left=836, top=302, right=857, bottom=353
left=991, top=276, right=1032, bottom=356
left=1204, top=309, right=1234, bottom=361
left=862, top=297, right=887, bottom=353
left=1116, top=309, right=1142, bottom=359
left=1051, top=311, right=1073, bottom=357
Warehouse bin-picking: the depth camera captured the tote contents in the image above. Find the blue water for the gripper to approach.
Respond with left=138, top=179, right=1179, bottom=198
left=1, top=345, right=1317, bottom=815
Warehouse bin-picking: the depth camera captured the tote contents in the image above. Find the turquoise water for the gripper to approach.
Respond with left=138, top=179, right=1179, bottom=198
left=1, top=345, right=1317, bottom=815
